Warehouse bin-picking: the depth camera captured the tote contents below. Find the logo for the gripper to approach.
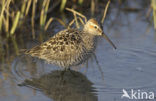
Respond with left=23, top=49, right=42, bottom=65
left=121, top=89, right=155, bottom=100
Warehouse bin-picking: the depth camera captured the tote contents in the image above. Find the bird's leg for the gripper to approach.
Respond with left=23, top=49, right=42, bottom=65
left=93, top=53, right=104, bottom=80
left=84, top=60, right=88, bottom=74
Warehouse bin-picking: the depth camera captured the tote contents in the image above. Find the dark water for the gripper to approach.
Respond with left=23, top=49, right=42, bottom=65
left=1, top=1, right=156, bottom=101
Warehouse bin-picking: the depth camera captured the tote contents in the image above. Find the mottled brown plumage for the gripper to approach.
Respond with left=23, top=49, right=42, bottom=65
left=25, top=18, right=116, bottom=69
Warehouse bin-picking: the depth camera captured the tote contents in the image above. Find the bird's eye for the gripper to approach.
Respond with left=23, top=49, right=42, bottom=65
left=94, top=26, right=97, bottom=29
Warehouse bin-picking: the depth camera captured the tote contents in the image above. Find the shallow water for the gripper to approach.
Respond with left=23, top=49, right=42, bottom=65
left=1, top=2, right=156, bottom=101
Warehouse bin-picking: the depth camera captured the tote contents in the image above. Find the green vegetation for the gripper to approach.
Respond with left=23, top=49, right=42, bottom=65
left=152, top=0, right=156, bottom=29
left=0, top=0, right=53, bottom=37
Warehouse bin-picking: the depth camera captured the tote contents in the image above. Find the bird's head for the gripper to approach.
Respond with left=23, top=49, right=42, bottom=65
left=84, top=18, right=116, bottom=49
left=84, top=18, right=102, bottom=36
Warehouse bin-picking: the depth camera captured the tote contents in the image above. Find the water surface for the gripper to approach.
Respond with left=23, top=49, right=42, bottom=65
left=0, top=2, right=156, bottom=101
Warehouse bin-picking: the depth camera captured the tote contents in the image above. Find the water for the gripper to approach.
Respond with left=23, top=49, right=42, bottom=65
left=1, top=2, right=156, bottom=101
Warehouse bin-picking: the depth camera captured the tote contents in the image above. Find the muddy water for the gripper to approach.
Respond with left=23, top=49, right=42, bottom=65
left=1, top=2, right=156, bottom=101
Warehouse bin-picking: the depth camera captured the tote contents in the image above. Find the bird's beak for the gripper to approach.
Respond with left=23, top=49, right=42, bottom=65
left=102, top=32, right=117, bottom=49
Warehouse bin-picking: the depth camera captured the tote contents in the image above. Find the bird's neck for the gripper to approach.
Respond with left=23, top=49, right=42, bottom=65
left=82, top=27, right=96, bottom=42
left=81, top=30, right=97, bottom=51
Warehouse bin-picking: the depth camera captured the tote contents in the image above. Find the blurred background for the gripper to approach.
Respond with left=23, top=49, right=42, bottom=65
left=1, top=0, right=156, bottom=101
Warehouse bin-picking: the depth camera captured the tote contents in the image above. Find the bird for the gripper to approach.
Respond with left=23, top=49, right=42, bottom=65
left=25, top=18, right=116, bottom=70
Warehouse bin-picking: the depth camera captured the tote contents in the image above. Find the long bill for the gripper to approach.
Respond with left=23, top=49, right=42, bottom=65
left=102, top=32, right=117, bottom=49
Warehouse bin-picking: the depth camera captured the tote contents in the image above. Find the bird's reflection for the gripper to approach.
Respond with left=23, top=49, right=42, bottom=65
left=19, top=70, right=98, bottom=101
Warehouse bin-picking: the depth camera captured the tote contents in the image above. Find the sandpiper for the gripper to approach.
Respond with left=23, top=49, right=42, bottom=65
left=25, top=18, right=116, bottom=69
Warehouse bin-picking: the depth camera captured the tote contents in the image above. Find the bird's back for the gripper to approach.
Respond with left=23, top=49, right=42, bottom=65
left=26, top=28, right=97, bottom=68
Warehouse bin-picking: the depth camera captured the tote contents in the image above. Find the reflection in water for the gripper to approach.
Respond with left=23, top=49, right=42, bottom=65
left=18, top=70, right=98, bottom=101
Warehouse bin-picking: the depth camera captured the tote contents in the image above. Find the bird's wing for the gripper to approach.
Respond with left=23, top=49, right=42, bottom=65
left=26, top=29, right=84, bottom=61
